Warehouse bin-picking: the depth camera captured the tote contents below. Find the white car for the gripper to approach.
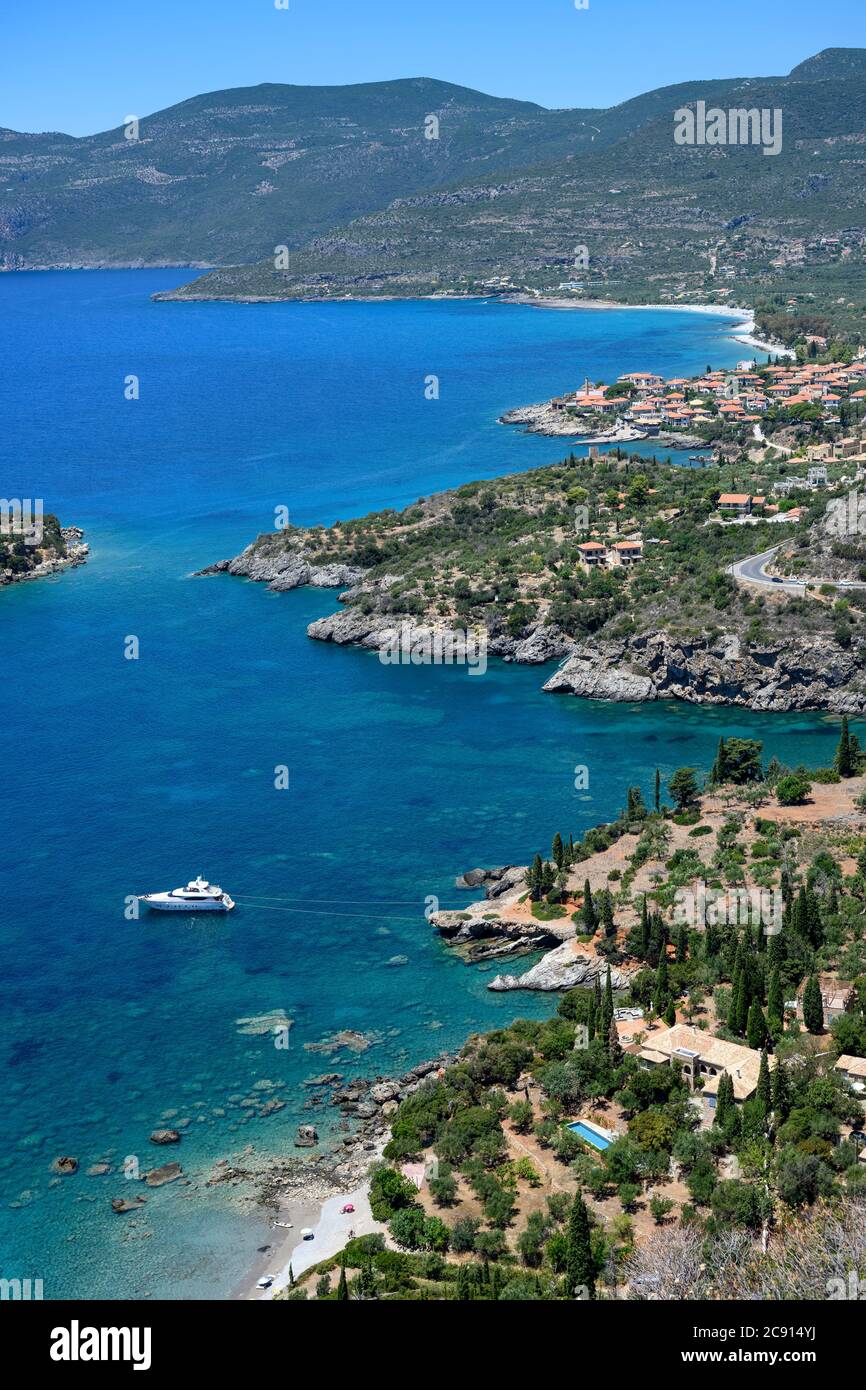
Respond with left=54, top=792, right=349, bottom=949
left=256, top=1275, right=275, bottom=1289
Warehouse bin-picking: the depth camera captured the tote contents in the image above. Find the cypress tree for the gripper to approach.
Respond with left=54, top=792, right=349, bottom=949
left=608, top=1017, right=623, bottom=1067
left=527, top=853, right=543, bottom=901
left=771, top=1059, right=791, bottom=1120
left=756, top=1050, right=771, bottom=1124
left=803, top=975, right=824, bottom=1034
left=336, top=1259, right=349, bottom=1301
left=654, top=767, right=661, bottom=812
left=715, top=1072, right=734, bottom=1128
left=565, top=1194, right=595, bottom=1299
left=805, top=889, right=824, bottom=950
left=655, top=952, right=669, bottom=1013
left=747, top=998, right=767, bottom=1052
left=552, top=832, right=565, bottom=870
left=582, top=879, right=598, bottom=933
left=834, top=715, right=854, bottom=777
left=767, top=967, right=785, bottom=1038
left=676, top=922, right=688, bottom=963
left=601, top=889, right=616, bottom=938
left=767, top=929, right=786, bottom=971
left=735, top=973, right=750, bottom=1037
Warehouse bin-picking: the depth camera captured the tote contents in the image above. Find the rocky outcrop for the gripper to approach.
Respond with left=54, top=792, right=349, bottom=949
left=144, top=1162, right=183, bottom=1187
left=544, top=630, right=866, bottom=713
left=306, top=610, right=569, bottom=664
left=149, top=1129, right=181, bottom=1145
left=489, top=943, right=634, bottom=992
left=51, top=1156, right=78, bottom=1175
left=197, top=543, right=363, bottom=594
left=431, top=907, right=571, bottom=963
left=111, top=1196, right=146, bottom=1214
left=455, top=865, right=526, bottom=899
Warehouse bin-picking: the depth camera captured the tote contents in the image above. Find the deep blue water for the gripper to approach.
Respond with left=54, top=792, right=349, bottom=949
left=0, top=271, right=846, bottom=1299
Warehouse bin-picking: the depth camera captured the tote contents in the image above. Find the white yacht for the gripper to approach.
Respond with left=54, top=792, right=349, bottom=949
left=139, top=876, right=235, bottom=913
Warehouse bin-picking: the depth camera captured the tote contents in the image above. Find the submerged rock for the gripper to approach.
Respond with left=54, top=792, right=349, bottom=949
left=144, top=1162, right=183, bottom=1187
left=51, top=1156, right=79, bottom=1176
left=149, top=1129, right=181, bottom=1146
left=111, top=1195, right=146, bottom=1214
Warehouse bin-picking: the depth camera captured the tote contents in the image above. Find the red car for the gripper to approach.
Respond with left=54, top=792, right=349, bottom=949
left=340, top=1203, right=355, bottom=1214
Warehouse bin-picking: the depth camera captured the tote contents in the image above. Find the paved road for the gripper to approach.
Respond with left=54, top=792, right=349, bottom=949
left=730, top=545, right=805, bottom=592
left=730, top=545, right=866, bottom=593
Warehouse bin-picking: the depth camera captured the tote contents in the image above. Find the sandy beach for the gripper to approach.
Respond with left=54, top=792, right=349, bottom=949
left=502, top=295, right=794, bottom=359
left=234, top=1136, right=390, bottom=1300
left=238, top=1177, right=387, bottom=1300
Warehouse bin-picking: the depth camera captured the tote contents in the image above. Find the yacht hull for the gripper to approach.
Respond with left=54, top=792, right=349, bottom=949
left=140, top=895, right=235, bottom=913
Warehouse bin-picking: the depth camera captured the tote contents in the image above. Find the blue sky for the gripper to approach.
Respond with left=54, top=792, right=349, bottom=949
left=4, top=0, right=866, bottom=135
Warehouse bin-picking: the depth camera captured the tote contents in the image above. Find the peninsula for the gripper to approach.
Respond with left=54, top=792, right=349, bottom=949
left=200, top=347, right=866, bottom=712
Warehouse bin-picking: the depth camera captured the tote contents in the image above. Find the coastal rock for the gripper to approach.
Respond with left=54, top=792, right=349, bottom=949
left=543, top=631, right=866, bottom=714
left=508, top=624, right=571, bottom=664
left=197, top=545, right=363, bottom=594
left=50, top=1156, right=79, bottom=1175
left=489, top=943, right=634, bottom=992
left=144, top=1162, right=183, bottom=1187
left=111, top=1196, right=146, bottom=1214
left=370, top=1082, right=401, bottom=1104
left=149, top=1129, right=181, bottom=1145
left=87, top=1163, right=112, bottom=1177
left=295, top=1125, right=319, bottom=1148
left=430, top=906, right=569, bottom=950
left=455, top=865, right=526, bottom=898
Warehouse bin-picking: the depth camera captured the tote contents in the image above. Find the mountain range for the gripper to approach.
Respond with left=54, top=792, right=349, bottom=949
left=3, top=49, right=866, bottom=332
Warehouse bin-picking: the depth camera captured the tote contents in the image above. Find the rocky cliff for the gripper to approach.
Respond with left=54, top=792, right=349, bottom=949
left=543, top=630, right=866, bottom=714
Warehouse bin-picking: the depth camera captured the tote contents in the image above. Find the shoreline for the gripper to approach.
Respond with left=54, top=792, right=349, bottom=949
left=237, top=1150, right=388, bottom=1300
left=150, top=282, right=793, bottom=359
left=502, top=295, right=792, bottom=359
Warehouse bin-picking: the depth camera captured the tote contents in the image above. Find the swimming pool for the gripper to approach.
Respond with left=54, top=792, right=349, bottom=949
left=569, top=1120, right=613, bottom=1151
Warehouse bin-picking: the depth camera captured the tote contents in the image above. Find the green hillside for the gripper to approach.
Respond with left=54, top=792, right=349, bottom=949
left=163, top=55, right=866, bottom=341
left=4, top=51, right=866, bottom=341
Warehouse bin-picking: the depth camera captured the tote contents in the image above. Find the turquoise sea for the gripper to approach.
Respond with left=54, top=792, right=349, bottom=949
left=0, top=272, right=847, bottom=1299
